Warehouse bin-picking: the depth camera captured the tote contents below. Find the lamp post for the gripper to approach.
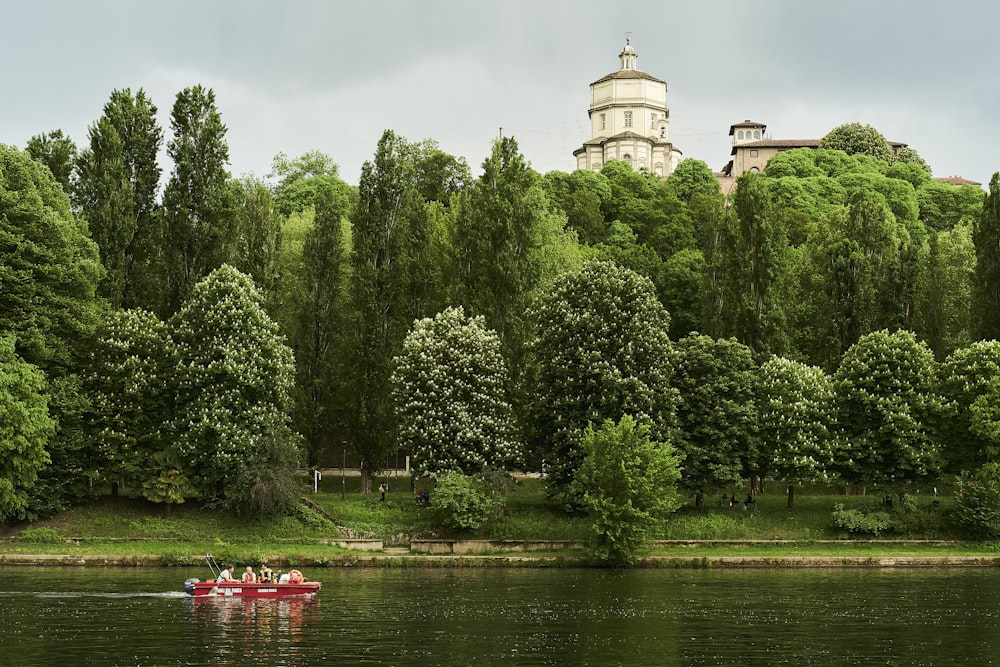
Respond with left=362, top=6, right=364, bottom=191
left=341, top=442, right=346, bottom=501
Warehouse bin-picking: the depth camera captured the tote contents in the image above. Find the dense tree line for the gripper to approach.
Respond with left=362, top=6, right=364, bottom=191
left=4, top=88, right=1000, bottom=529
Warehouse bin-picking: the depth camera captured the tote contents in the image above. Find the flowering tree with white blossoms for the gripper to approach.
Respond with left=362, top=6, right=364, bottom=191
left=756, top=356, right=837, bottom=507
left=392, top=306, right=520, bottom=478
left=85, top=308, right=168, bottom=492
left=167, top=265, right=300, bottom=507
left=834, top=329, right=946, bottom=488
left=531, top=260, right=677, bottom=505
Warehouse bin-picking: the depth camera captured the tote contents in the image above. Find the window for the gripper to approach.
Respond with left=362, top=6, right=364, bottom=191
left=651, top=113, right=656, bottom=127
left=623, top=153, right=632, bottom=164
left=738, top=131, right=744, bottom=140
left=600, top=113, right=606, bottom=130
left=624, top=111, right=632, bottom=128
left=749, top=149, right=759, bottom=157
left=749, top=167, right=760, bottom=173
left=753, top=130, right=760, bottom=139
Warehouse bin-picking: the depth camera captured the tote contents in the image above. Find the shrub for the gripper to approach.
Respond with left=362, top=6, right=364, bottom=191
left=953, top=463, right=1000, bottom=538
left=431, top=472, right=503, bottom=531
left=13, top=527, right=64, bottom=544
left=832, top=504, right=892, bottom=536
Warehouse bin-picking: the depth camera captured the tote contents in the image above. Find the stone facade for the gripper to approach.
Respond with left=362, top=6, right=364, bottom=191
left=573, top=39, right=682, bottom=178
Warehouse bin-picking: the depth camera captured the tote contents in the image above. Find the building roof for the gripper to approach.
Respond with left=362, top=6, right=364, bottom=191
left=935, top=175, right=982, bottom=187
left=591, top=69, right=666, bottom=85
left=731, top=139, right=819, bottom=155
left=729, top=120, right=767, bottom=135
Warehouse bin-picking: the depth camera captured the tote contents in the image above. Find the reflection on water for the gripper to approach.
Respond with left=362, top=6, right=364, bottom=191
left=0, top=566, right=998, bottom=665
left=186, top=596, right=319, bottom=664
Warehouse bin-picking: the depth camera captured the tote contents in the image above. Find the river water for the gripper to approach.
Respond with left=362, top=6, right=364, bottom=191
left=1, top=565, right=997, bottom=666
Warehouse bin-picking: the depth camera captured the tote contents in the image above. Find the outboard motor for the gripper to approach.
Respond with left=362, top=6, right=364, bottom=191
left=184, top=578, right=200, bottom=596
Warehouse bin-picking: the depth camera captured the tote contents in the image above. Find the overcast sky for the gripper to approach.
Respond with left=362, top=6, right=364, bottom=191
left=4, top=0, right=999, bottom=188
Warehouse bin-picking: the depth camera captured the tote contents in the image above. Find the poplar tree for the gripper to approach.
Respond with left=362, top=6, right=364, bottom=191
left=973, top=173, right=1000, bottom=339
left=162, top=85, right=236, bottom=314
left=74, top=88, right=163, bottom=309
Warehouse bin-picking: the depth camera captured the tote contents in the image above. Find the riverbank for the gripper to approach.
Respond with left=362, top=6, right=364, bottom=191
left=4, top=477, right=992, bottom=568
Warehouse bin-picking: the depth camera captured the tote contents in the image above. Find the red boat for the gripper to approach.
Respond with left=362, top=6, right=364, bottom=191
left=184, top=579, right=322, bottom=598
left=184, top=554, right=321, bottom=598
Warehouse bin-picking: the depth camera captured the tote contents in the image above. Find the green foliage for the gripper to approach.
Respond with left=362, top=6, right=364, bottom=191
left=0, top=142, right=103, bottom=373
left=392, top=306, right=520, bottom=477
left=917, top=180, right=983, bottom=232
left=571, top=416, right=682, bottom=566
left=0, top=336, right=54, bottom=521
left=819, top=123, right=893, bottom=163
left=530, top=260, right=677, bottom=503
left=85, top=309, right=168, bottom=488
left=832, top=503, right=892, bottom=536
left=940, top=341, right=1000, bottom=471
left=431, top=471, right=503, bottom=531
left=973, top=174, right=1000, bottom=340
left=914, top=224, right=975, bottom=359
left=666, top=159, right=720, bottom=203
left=73, top=88, right=163, bottom=309
left=26, top=129, right=77, bottom=193
left=756, top=356, right=836, bottom=483
left=954, top=463, right=1000, bottom=538
left=167, top=265, right=299, bottom=499
left=230, top=176, right=282, bottom=300
left=222, top=426, right=304, bottom=518
left=672, top=334, right=757, bottom=498
left=141, top=450, right=193, bottom=510
left=834, top=330, right=946, bottom=484
left=162, top=85, right=236, bottom=313
left=13, top=526, right=63, bottom=544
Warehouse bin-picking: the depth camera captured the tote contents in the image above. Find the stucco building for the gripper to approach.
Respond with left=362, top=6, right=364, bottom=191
left=573, top=39, right=682, bottom=178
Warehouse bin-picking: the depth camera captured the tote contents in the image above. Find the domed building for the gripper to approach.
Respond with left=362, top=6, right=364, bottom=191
left=573, top=38, right=682, bottom=178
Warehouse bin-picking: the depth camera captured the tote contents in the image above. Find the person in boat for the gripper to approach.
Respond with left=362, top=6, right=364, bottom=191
left=241, top=566, right=256, bottom=583
left=260, top=563, right=274, bottom=583
left=278, top=571, right=290, bottom=584
left=287, top=569, right=304, bottom=585
left=217, top=566, right=236, bottom=583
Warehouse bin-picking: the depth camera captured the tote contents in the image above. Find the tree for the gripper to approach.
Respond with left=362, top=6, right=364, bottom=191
left=914, top=224, right=975, bottom=359
left=457, top=136, right=579, bottom=381
left=0, top=143, right=104, bottom=373
left=571, top=415, right=682, bottom=566
left=73, top=88, right=163, bottom=309
left=0, top=336, right=54, bottom=521
left=756, top=356, right=836, bottom=507
left=84, top=308, right=168, bottom=493
left=291, top=178, right=353, bottom=464
left=392, top=306, right=520, bottom=478
left=667, top=158, right=720, bottom=203
left=162, top=85, right=236, bottom=313
left=671, top=333, right=757, bottom=504
left=142, top=451, right=193, bottom=514
left=269, top=150, right=347, bottom=216
left=26, top=130, right=77, bottom=194
left=819, top=123, right=893, bottom=164
left=939, top=341, right=1000, bottom=472
left=719, top=172, right=789, bottom=354
left=0, top=143, right=103, bottom=516
left=347, top=130, right=427, bottom=491
left=954, top=463, right=1000, bottom=538
left=230, top=176, right=282, bottom=301
left=973, top=174, right=1000, bottom=340
left=167, top=265, right=299, bottom=505
left=530, top=260, right=676, bottom=504
left=833, top=330, right=945, bottom=487
left=917, top=180, right=983, bottom=232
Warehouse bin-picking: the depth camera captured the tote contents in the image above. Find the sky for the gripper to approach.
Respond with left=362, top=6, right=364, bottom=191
left=4, top=0, right=999, bottom=188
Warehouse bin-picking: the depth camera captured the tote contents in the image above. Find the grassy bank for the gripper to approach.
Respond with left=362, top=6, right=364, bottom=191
left=2, top=477, right=991, bottom=565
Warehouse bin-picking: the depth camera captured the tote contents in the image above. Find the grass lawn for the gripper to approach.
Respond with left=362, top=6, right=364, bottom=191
left=2, top=476, right=992, bottom=563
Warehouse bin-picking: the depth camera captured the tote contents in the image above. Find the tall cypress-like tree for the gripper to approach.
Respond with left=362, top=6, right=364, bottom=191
left=74, top=88, right=162, bottom=309
left=294, top=178, right=354, bottom=464
left=347, top=130, right=426, bottom=490
left=973, top=173, right=1000, bottom=340
left=26, top=129, right=77, bottom=194
left=162, top=85, right=235, bottom=314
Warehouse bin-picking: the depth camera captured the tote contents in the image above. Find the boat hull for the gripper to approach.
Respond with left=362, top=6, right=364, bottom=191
left=184, top=579, right=321, bottom=598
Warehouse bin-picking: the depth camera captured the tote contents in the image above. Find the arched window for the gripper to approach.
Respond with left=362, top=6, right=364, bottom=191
left=749, top=167, right=760, bottom=173
left=753, top=130, right=760, bottom=139
left=738, top=131, right=744, bottom=140
left=623, top=153, right=633, bottom=164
